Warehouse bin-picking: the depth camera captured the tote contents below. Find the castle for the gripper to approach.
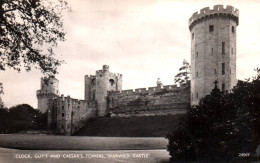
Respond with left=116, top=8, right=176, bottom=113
left=36, top=5, right=239, bottom=135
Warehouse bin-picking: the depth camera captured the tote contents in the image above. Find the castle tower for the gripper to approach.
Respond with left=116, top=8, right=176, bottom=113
left=84, top=75, right=96, bottom=102
left=36, top=76, right=60, bottom=113
left=189, top=5, right=239, bottom=105
left=85, top=65, right=122, bottom=116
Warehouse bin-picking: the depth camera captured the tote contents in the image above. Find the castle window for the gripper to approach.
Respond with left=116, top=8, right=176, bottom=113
left=62, top=106, right=64, bottom=110
left=196, top=93, right=198, bottom=99
left=230, top=69, right=231, bottom=74
left=222, top=42, right=225, bottom=54
left=212, top=48, right=213, bottom=54
left=68, top=104, right=70, bottom=108
left=61, top=125, right=64, bottom=129
left=222, top=63, right=225, bottom=75
left=222, top=83, right=225, bottom=91
left=214, top=69, right=217, bottom=74
left=109, top=79, right=115, bottom=86
left=232, top=26, right=235, bottom=33
left=209, top=25, right=214, bottom=32
left=192, top=33, right=194, bottom=40
left=62, top=113, right=64, bottom=117
left=196, top=72, right=198, bottom=77
left=196, top=52, right=198, bottom=58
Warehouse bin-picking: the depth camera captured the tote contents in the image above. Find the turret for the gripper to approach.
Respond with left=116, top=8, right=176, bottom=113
left=84, top=65, right=122, bottom=116
left=36, top=76, right=60, bottom=113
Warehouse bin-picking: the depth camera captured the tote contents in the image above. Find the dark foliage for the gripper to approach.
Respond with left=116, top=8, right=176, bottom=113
left=0, top=104, right=47, bottom=133
left=166, top=69, right=260, bottom=162
left=0, top=0, right=70, bottom=75
left=0, top=83, right=4, bottom=109
left=0, top=0, right=70, bottom=119
left=174, top=59, right=191, bottom=84
left=0, top=107, right=10, bottom=133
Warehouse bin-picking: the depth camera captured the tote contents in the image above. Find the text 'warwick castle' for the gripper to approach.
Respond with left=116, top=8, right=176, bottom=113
left=36, top=5, right=239, bottom=135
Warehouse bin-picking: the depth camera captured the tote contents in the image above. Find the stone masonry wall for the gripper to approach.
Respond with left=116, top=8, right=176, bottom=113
left=48, top=95, right=96, bottom=135
left=85, top=65, right=123, bottom=116
left=108, top=81, right=190, bottom=117
left=37, top=76, right=60, bottom=113
left=189, top=5, right=238, bottom=105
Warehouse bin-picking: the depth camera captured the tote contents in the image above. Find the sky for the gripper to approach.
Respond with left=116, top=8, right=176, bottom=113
left=1, top=0, right=260, bottom=108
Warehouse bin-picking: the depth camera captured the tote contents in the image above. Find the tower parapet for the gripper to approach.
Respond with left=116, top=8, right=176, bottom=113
left=189, top=5, right=239, bottom=31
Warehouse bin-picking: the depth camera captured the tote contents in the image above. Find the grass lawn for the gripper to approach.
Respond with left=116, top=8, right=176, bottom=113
left=74, top=114, right=183, bottom=137
left=0, top=134, right=167, bottom=150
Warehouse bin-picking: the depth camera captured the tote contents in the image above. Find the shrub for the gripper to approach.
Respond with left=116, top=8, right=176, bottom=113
left=166, top=69, right=260, bottom=162
left=0, top=104, right=48, bottom=133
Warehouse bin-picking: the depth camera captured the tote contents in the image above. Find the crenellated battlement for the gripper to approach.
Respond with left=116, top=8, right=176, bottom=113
left=110, top=73, right=123, bottom=78
left=189, top=5, right=239, bottom=30
left=36, top=90, right=60, bottom=96
left=85, top=75, right=96, bottom=79
left=109, top=81, right=190, bottom=96
left=85, top=65, right=122, bottom=80
left=59, top=94, right=96, bottom=106
left=95, top=70, right=122, bottom=78
left=96, top=70, right=103, bottom=75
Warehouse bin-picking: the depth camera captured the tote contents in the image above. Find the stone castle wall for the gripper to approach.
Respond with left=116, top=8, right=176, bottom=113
left=108, top=81, right=190, bottom=117
left=85, top=65, right=122, bottom=116
left=48, top=95, right=96, bottom=135
left=45, top=76, right=190, bottom=135
left=39, top=5, right=239, bottom=135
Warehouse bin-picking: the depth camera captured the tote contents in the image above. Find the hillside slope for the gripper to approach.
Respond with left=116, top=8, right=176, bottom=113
left=73, top=114, right=183, bottom=137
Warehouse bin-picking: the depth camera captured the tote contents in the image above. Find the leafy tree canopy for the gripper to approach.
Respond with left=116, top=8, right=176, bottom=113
left=167, top=68, right=260, bottom=162
left=9, top=103, right=38, bottom=120
left=0, top=83, right=4, bottom=109
left=174, top=59, right=191, bottom=84
left=0, top=0, right=70, bottom=75
left=0, top=103, right=47, bottom=133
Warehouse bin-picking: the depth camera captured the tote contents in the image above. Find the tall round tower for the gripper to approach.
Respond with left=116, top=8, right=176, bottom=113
left=36, top=76, right=60, bottom=113
left=90, top=65, right=122, bottom=116
left=189, top=5, right=239, bottom=105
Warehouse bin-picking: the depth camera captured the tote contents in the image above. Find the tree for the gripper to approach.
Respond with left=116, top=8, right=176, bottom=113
left=174, top=59, right=191, bottom=84
left=0, top=82, right=4, bottom=109
left=0, top=0, right=70, bottom=74
left=0, top=104, right=47, bottom=133
left=0, top=107, right=9, bottom=133
left=0, top=0, right=70, bottom=107
left=167, top=69, right=260, bottom=162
